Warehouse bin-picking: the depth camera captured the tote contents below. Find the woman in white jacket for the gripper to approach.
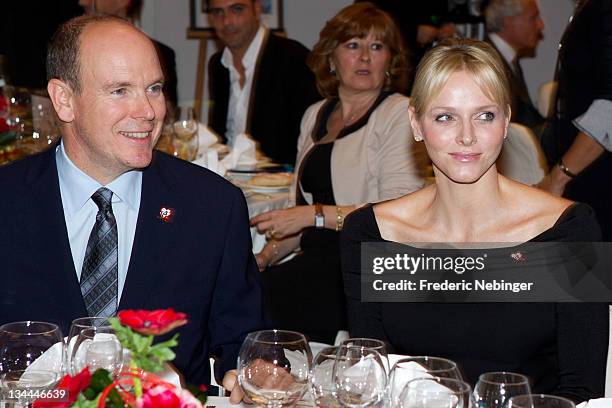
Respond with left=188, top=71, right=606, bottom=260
left=250, top=2, right=427, bottom=342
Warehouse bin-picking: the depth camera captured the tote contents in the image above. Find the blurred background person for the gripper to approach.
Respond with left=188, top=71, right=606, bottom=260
left=251, top=3, right=427, bottom=343
left=79, top=0, right=178, bottom=108
left=484, top=0, right=545, bottom=134
left=342, top=38, right=608, bottom=402
left=538, top=0, right=612, bottom=240
left=206, top=0, right=319, bottom=164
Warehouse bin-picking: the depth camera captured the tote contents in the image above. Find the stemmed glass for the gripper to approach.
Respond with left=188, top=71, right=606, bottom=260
left=238, top=330, right=312, bottom=408
left=472, top=372, right=531, bottom=408
left=69, top=326, right=123, bottom=376
left=0, top=321, right=64, bottom=407
left=172, top=106, right=199, bottom=161
left=340, top=338, right=389, bottom=374
left=310, top=346, right=341, bottom=408
left=398, top=377, right=473, bottom=408
left=387, top=357, right=463, bottom=408
left=507, top=394, right=575, bottom=408
left=333, top=345, right=387, bottom=408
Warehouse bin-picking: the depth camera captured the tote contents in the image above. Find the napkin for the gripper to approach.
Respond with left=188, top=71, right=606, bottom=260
left=340, top=354, right=387, bottom=388
left=197, top=123, right=220, bottom=151
left=220, top=133, right=257, bottom=172
left=70, top=333, right=121, bottom=375
left=577, top=398, right=612, bottom=408
left=22, top=341, right=64, bottom=375
left=192, top=148, right=221, bottom=175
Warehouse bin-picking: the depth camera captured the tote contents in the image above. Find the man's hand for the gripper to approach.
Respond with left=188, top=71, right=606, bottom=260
left=222, top=360, right=296, bottom=404
left=223, top=369, right=252, bottom=404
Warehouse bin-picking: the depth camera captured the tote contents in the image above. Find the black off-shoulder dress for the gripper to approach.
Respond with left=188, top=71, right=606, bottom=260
left=341, top=203, right=609, bottom=403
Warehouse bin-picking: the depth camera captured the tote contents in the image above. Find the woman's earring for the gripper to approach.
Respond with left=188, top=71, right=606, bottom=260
left=414, top=134, right=423, bottom=142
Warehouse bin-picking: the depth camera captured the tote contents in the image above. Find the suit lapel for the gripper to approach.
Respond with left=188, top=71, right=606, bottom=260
left=245, top=29, right=271, bottom=133
left=27, top=147, right=87, bottom=319
left=119, top=154, right=177, bottom=310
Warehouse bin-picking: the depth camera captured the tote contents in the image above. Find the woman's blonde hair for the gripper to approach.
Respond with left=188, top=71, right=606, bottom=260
left=307, top=2, right=408, bottom=98
left=410, top=38, right=511, bottom=117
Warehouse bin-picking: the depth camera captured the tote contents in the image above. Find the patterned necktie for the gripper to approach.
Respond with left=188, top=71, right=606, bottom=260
left=80, top=187, right=118, bottom=317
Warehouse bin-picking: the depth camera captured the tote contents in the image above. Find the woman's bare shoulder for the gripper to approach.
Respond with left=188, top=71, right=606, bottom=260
left=373, top=186, right=436, bottom=242
left=501, top=180, right=575, bottom=239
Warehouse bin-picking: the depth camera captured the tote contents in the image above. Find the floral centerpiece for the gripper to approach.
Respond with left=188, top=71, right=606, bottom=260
left=34, top=309, right=207, bottom=408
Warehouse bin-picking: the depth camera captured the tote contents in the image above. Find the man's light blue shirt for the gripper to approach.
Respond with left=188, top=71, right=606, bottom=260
left=56, top=141, right=141, bottom=301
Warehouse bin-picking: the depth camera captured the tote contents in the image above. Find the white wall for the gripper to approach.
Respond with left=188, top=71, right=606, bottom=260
left=141, top=0, right=575, bottom=114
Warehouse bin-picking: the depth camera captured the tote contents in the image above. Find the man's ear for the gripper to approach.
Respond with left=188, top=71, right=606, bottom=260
left=47, top=79, right=75, bottom=123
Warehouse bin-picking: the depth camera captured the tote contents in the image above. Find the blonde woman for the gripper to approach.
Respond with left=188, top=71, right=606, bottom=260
left=341, top=39, right=608, bottom=402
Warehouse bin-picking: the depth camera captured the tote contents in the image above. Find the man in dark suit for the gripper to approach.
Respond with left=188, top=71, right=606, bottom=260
left=484, top=0, right=545, bottom=133
left=0, top=15, right=265, bottom=390
left=206, top=0, right=319, bottom=165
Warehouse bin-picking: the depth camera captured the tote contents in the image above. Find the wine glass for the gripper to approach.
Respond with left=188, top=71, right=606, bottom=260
left=70, top=327, right=123, bottom=376
left=172, top=106, right=198, bottom=161
left=340, top=338, right=389, bottom=373
left=66, top=317, right=113, bottom=371
left=472, top=372, right=531, bottom=408
left=0, top=321, right=64, bottom=407
left=310, top=346, right=341, bottom=408
left=399, top=377, right=473, bottom=408
left=387, top=357, right=463, bottom=408
left=507, top=394, right=575, bottom=408
left=238, top=330, right=312, bottom=408
left=333, top=345, right=387, bottom=408
left=0, top=369, right=59, bottom=407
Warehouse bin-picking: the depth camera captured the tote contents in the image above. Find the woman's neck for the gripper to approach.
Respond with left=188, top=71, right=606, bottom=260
left=429, top=167, right=508, bottom=241
left=336, top=88, right=381, bottom=125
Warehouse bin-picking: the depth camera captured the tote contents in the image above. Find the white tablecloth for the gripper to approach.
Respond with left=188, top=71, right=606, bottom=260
left=245, top=191, right=291, bottom=253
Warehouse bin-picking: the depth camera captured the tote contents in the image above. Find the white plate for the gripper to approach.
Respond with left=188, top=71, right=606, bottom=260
left=246, top=185, right=290, bottom=193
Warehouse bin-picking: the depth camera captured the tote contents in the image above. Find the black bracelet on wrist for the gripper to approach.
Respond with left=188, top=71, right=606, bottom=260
left=557, top=159, right=577, bottom=178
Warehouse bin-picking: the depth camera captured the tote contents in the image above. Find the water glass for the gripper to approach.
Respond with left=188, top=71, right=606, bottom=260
left=172, top=106, right=198, bottom=161
left=340, top=338, right=389, bottom=373
left=0, top=369, right=59, bottom=407
left=473, top=372, right=531, bottom=408
left=333, top=345, right=387, bottom=408
left=387, top=357, right=463, bottom=408
left=69, top=327, right=122, bottom=376
left=507, top=394, right=575, bottom=408
left=0, top=321, right=64, bottom=407
left=0, top=321, right=64, bottom=374
left=310, top=346, right=341, bottom=408
left=238, top=330, right=312, bottom=408
left=399, top=377, right=473, bottom=408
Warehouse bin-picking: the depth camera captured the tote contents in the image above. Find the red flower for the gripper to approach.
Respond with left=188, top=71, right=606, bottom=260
left=118, top=309, right=188, bottom=335
left=137, top=385, right=181, bottom=408
left=198, top=384, right=208, bottom=393
left=33, top=367, right=91, bottom=408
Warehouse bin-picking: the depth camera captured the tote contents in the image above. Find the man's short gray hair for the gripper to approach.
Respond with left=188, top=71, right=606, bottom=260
left=485, top=0, right=525, bottom=33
